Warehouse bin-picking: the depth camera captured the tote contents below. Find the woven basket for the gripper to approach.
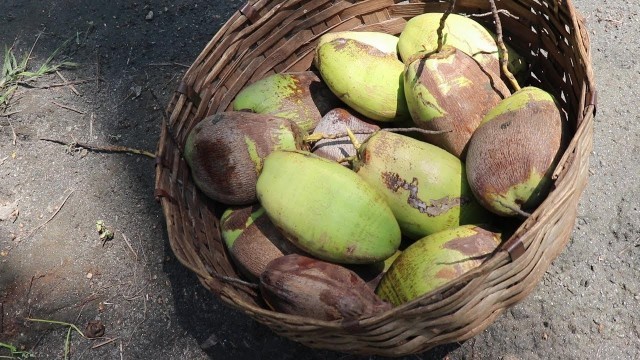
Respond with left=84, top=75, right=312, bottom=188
left=154, top=0, right=596, bottom=356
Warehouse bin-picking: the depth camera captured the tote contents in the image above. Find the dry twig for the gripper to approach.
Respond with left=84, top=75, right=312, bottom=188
left=5, top=117, right=17, bottom=145
left=122, top=233, right=139, bottom=261
left=618, top=240, right=640, bottom=256
left=56, top=70, right=80, bottom=96
left=91, top=337, right=118, bottom=349
left=125, top=294, right=148, bottom=345
left=52, top=101, right=86, bottom=114
left=89, top=112, right=95, bottom=139
left=95, top=50, right=101, bottom=91
left=489, top=0, right=521, bottom=92
left=40, top=138, right=156, bottom=158
left=210, top=272, right=260, bottom=289
left=0, top=110, right=21, bottom=117
left=470, top=9, right=518, bottom=18
left=146, top=62, right=190, bottom=68
left=21, top=189, right=75, bottom=241
left=18, top=78, right=100, bottom=89
left=304, top=127, right=450, bottom=143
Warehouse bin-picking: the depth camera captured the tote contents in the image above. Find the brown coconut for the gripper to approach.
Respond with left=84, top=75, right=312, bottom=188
left=260, top=254, right=392, bottom=321
left=465, top=86, right=565, bottom=216
left=221, top=204, right=302, bottom=280
left=404, top=45, right=511, bottom=159
left=310, top=108, right=380, bottom=162
left=184, top=111, right=307, bottom=205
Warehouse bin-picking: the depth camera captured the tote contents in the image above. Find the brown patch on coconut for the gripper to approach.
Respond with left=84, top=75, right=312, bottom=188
left=442, top=226, right=501, bottom=258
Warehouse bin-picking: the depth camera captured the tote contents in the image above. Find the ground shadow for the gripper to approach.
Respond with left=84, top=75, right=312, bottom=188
left=1, top=1, right=464, bottom=358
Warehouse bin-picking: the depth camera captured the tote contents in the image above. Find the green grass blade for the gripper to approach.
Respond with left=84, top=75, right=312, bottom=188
left=16, top=71, right=39, bottom=78
left=2, top=48, right=8, bottom=77
left=2, top=47, right=13, bottom=78
left=0, top=342, right=18, bottom=352
left=64, top=326, right=72, bottom=360
left=0, top=85, right=17, bottom=105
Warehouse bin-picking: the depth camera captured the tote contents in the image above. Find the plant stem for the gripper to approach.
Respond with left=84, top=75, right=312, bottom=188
left=345, top=127, right=361, bottom=151
left=40, top=138, right=156, bottom=158
left=436, top=0, right=457, bottom=53
left=26, top=318, right=87, bottom=339
left=489, top=0, right=521, bottom=92
left=64, top=327, right=73, bottom=360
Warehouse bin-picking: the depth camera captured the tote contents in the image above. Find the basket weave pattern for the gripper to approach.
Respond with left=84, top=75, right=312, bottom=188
left=154, top=0, right=596, bottom=356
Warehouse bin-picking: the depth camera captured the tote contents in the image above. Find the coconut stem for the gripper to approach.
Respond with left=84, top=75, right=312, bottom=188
left=436, top=0, right=457, bottom=53
left=489, top=0, right=521, bottom=92
left=345, top=126, right=361, bottom=151
left=336, top=155, right=357, bottom=164
left=303, top=130, right=374, bottom=143
left=497, top=200, right=531, bottom=218
left=303, top=127, right=451, bottom=144
left=209, top=272, right=260, bottom=289
left=382, top=127, right=451, bottom=135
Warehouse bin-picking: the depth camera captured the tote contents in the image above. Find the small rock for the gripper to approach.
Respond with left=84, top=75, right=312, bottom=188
left=84, top=320, right=105, bottom=338
left=200, top=333, right=219, bottom=350
left=86, top=272, right=93, bottom=279
left=145, top=11, right=154, bottom=20
left=131, top=85, right=143, bottom=98
left=509, top=307, right=529, bottom=321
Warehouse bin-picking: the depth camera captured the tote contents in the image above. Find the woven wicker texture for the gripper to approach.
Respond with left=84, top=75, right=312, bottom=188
left=154, top=0, right=596, bottom=356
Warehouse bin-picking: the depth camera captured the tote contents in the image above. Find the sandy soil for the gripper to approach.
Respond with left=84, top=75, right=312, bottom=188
left=0, top=1, right=637, bottom=359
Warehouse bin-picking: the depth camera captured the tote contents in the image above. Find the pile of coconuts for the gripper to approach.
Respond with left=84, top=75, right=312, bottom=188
left=183, top=10, right=565, bottom=322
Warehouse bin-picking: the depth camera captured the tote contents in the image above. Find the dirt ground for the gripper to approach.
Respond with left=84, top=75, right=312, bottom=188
left=0, top=1, right=637, bottom=359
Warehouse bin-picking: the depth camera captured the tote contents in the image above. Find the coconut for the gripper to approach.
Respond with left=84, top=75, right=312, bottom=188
left=404, top=45, right=510, bottom=158
left=260, top=254, right=392, bottom=321
left=397, top=12, right=527, bottom=77
left=465, top=86, right=565, bottom=216
left=184, top=111, right=307, bottom=205
left=232, top=71, right=341, bottom=132
left=375, top=225, right=501, bottom=306
left=221, top=204, right=301, bottom=280
left=310, top=108, right=380, bottom=162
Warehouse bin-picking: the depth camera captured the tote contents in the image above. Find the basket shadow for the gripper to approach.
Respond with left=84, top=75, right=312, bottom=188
left=163, top=236, right=461, bottom=360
